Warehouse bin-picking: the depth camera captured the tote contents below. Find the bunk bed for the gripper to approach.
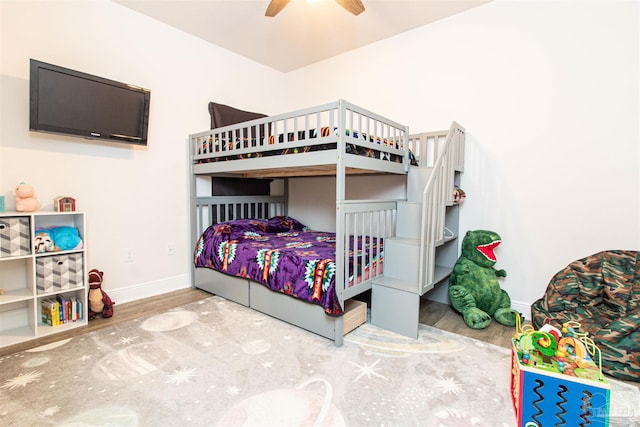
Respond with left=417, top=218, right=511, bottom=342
left=189, top=100, right=409, bottom=346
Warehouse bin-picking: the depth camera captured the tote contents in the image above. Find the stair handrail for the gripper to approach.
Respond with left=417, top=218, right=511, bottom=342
left=417, top=122, right=465, bottom=293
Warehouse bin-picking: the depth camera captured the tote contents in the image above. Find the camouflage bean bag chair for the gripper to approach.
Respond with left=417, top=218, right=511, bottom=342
left=530, top=250, right=639, bottom=382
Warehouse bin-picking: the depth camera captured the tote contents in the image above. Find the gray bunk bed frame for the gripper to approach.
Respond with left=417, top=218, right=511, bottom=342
left=189, top=99, right=409, bottom=346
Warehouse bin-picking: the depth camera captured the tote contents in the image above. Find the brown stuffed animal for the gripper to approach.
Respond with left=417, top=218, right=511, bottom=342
left=88, top=269, right=114, bottom=320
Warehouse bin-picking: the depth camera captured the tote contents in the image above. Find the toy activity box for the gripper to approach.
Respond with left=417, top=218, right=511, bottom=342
left=511, top=318, right=610, bottom=427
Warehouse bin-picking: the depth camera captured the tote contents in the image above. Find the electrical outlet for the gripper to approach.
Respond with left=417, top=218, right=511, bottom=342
left=168, top=244, right=175, bottom=256
left=124, top=248, right=134, bottom=262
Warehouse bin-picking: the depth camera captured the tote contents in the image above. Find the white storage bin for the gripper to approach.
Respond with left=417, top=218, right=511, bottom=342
left=36, top=253, right=83, bottom=294
left=0, top=217, right=31, bottom=258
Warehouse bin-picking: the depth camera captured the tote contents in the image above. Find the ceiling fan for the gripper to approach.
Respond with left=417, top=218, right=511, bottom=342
left=265, top=0, right=365, bottom=17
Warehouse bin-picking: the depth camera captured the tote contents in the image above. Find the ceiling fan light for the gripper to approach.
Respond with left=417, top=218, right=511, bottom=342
left=336, top=0, right=365, bottom=16
left=265, top=0, right=290, bottom=17
left=266, top=0, right=366, bottom=17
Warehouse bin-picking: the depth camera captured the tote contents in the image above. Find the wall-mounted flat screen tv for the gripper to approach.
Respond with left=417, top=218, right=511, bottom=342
left=29, top=59, right=150, bottom=146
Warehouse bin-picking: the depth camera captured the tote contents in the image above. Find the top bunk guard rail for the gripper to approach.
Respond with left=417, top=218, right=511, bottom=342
left=190, top=100, right=410, bottom=178
left=417, top=122, right=465, bottom=293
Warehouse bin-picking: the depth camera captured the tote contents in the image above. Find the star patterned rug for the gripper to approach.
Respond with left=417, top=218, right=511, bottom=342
left=0, top=295, right=638, bottom=426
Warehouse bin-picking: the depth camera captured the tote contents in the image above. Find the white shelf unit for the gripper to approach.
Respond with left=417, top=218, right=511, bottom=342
left=0, top=211, right=87, bottom=348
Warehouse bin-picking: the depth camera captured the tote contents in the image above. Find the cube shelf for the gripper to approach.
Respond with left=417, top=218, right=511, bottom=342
left=0, top=211, right=87, bottom=348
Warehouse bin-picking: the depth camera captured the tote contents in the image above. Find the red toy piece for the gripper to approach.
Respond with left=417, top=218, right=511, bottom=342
left=88, top=268, right=115, bottom=320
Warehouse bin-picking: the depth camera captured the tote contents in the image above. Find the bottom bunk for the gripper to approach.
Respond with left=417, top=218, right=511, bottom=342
left=190, top=195, right=396, bottom=346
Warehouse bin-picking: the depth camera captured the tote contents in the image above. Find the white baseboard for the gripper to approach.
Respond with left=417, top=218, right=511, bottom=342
left=511, top=300, right=532, bottom=320
left=107, top=274, right=192, bottom=305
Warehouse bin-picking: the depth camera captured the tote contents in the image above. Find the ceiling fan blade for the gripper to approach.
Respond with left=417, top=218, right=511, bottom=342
left=265, top=0, right=290, bottom=17
left=335, top=0, right=365, bottom=16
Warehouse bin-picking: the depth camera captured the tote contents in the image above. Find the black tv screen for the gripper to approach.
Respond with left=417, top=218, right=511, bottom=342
left=29, top=59, right=150, bottom=146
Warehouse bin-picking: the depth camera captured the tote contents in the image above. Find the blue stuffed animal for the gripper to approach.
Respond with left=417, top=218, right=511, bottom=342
left=34, top=226, right=82, bottom=252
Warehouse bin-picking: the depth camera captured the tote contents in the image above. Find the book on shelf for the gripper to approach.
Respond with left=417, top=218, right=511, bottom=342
left=72, top=297, right=77, bottom=322
left=41, top=298, right=59, bottom=326
left=71, top=297, right=83, bottom=322
left=56, top=294, right=67, bottom=323
left=42, top=295, right=83, bottom=326
left=41, top=299, right=52, bottom=326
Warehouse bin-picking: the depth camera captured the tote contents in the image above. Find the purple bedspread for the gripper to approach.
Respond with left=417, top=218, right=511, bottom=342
left=193, top=216, right=382, bottom=316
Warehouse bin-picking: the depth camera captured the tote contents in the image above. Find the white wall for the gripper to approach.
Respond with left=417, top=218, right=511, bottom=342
left=285, top=0, right=640, bottom=308
left=0, top=0, right=284, bottom=302
left=1, top=0, right=638, bottom=313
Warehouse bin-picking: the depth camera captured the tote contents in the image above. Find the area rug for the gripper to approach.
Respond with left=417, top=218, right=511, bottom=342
left=0, top=296, right=638, bottom=427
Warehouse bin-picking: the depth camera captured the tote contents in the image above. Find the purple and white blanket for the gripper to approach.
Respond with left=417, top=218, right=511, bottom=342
left=193, top=216, right=382, bottom=316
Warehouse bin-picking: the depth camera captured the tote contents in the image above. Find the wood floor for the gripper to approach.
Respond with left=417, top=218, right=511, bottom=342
left=0, top=287, right=516, bottom=357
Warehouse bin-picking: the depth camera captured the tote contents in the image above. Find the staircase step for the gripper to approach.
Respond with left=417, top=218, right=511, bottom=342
left=383, top=237, right=419, bottom=282
left=407, top=167, right=433, bottom=202
left=374, top=266, right=453, bottom=296
left=423, top=265, right=455, bottom=294
left=396, top=201, right=421, bottom=239
left=436, top=232, right=457, bottom=247
left=371, top=280, right=420, bottom=339
left=433, top=265, right=454, bottom=284
left=372, top=276, right=419, bottom=294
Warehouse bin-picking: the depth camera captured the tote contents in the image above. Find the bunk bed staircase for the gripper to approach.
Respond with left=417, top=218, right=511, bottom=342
left=370, top=122, right=466, bottom=339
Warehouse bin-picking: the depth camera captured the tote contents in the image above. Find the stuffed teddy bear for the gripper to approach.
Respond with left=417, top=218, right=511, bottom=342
left=448, top=230, right=521, bottom=329
left=15, top=182, right=41, bottom=212
left=88, top=268, right=115, bottom=320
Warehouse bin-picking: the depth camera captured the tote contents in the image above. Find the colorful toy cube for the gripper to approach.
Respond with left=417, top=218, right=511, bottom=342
left=511, top=321, right=610, bottom=426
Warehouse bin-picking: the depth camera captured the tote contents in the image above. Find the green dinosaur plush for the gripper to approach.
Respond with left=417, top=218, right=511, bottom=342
left=449, top=230, right=520, bottom=329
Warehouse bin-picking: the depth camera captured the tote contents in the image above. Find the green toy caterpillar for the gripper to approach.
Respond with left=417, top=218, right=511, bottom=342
left=449, top=230, right=521, bottom=329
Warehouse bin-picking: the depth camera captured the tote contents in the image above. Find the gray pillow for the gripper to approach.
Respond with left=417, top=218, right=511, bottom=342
left=208, top=102, right=267, bottom=129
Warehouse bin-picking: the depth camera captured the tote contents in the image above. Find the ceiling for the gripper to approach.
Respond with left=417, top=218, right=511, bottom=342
left=114, top=0, right=491, bottom=73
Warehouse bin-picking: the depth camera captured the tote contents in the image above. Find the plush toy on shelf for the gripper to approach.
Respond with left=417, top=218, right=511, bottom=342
left=88, top=269, right=115, bottom=320
left=449, top=230, right=522, bottom=329
left=34, top=226, right=83, bottom=253
left=15, top=182, right=42, bottom=212
left=33, top=232, right=56, bottom=253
